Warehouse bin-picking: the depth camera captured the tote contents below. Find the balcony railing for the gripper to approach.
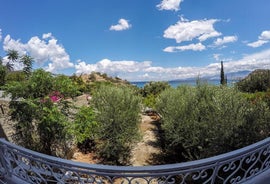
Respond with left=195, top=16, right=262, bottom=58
left=0, top=138, right=270, bottom=184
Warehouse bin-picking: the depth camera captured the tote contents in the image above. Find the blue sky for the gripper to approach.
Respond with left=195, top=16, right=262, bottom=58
left=1, top=0, right=270, bottom=81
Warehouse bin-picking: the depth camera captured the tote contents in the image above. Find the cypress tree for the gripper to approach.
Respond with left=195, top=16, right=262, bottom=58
left=220, top=61, right=226, bottom=85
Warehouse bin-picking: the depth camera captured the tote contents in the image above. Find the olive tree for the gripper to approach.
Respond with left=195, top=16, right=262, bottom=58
left=156, top=84, right=270, bottom=163
left=91, top=85, right=141, bottom=165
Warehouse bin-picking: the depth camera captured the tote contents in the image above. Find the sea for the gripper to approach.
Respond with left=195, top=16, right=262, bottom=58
left=131, top=79, right=237, bottom=88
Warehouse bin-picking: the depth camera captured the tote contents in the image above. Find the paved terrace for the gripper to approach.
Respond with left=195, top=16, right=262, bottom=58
left=0, top=138, right=270, bottom=184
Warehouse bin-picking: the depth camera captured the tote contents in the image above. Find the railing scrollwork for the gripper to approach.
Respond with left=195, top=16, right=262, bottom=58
left=0, top=138, right=270, bottom=183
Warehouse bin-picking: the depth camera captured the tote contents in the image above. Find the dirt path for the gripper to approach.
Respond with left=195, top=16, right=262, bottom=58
left=130, top=115, right=161, bottom=166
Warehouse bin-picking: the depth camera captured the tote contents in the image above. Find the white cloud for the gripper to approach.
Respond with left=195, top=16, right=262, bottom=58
left=248, top=30, right=270, bottom=48
left=75, top=59, right=152, bottom=76
left=259, top=30, right=270, bottom=40
left=213, top=36, right=238, bottom=46
left=157, top=0, right=184, bottom=11
left=74, top=48, right=270, bottom=81
left=213, top=54, right=221, bottom=61
left=42, top=32, right=53, bottom=39
left=198, top=31, right=222, bottom=42
left=247, top=40, right=269, bottom=48
left=163, top=18, right=221, bottom=43
left=3, top=35, right=26, bottom=55
left=110, top=19, right=131, bottom=31
left=3, top=33, right=74, bottom=73
left=163, top=43, right=206, bottom=52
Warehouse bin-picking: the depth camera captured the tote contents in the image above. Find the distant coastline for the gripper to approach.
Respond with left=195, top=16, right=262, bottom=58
left=131, top=79, right=238, bottom=88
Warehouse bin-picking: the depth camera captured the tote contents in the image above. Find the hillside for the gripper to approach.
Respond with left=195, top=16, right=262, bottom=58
left=236, top=69, right=270, bottom=92
left=79, top=72, right=130, bottom=85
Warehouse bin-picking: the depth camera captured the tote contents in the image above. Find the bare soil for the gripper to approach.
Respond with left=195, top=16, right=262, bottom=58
left=130, top=115, right=161, bottom=166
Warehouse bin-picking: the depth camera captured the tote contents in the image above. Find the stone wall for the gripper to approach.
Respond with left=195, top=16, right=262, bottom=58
left=0, top=100, right=17, bottom=143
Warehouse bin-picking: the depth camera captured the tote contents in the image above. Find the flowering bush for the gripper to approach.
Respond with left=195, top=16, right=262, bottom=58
left=49, top=91, right=63, bottom=103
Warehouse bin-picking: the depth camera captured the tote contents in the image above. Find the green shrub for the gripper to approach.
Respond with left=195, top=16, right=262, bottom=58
left=156, top=84, right=270, bottom=162
left=37, top=102, right=71, bottom=156
left=92, top=85, right=141, bottom=165
left=236, top=69, right=270, bottom=92
left=5, top=69, right=77, bottom=157
left=140, top=81, right=170, bottom=97
left=53, top=74, right=80, bottom=98
left=72, top=106, right=99, bottom=144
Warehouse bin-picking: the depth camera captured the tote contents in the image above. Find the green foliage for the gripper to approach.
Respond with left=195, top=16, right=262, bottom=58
left=20, top=54, right=33, bottom=79
left=6, top=49, right=19, bottom=71
left=70, top=74, right=91, bottom=93
left=92, top=85, right=141, bottom=165
left=28, top=69, right=54, bottom=98
left=72, top=106, right=99, bottom=144
left=5, top=69, right=78, bottom=157
left=5, top=71, right=26, bottom=84
left=53, top=75, right=80, bottom=98
left=9, top=100, right=38, bottom=149
left=236, top=69, right=270, bottom=92
left=140, top=81, right=170, bottom=97
left=156, top=84, right=270, bottom=162
left=0, top=65, right=7, bottom=87
left=4, top=69, right=53, bottom=99
left=5, top=69, right=80, bottom=99
left=139, top=81, right=170, bottom=109
left=143, top=94, right=156, bottom=108
left=37, top=102, right=71, bottom=155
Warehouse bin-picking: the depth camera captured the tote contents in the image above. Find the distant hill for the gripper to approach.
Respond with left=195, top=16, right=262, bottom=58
left=79, top=72, right=130, bottom=85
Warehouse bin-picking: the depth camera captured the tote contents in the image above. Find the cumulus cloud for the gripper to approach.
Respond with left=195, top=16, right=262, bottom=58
left=110, top=19, right=131, bottom=31
left=3, top=35, right=26, bottom=55
left=163, top=43, right=206, bottom=52
left=75, top=59, right=152, bottom=76
left=74, top=48, right=270, bottom=81
left=163, top=18, right=221, bottom=43
left=157, top=0, right=184, bottom=11
left=213, top=36, right=238, bottom=46
left=247, top=30, right=270, bottom=48
left=259, top=30, right=270, bottom=40
left=3, top=33, right=74, bottom=73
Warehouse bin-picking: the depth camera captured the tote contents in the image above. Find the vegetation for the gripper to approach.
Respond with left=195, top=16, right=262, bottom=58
left=236, top=69, right=270, bottom=92
left=139, top=81, right=170, bottom=108
left=156, top=84, right=270, bottom=163
left=4, top=69, right=78, bottom=157
left=2, top=49, right=270, bottom=166
left=91, top=85, right=141, bottom=165
left=71, top=106, right=98, bottom=150
left=0, top=50, right=34, bottom=88
left=220, top=61, right=227, bottom=85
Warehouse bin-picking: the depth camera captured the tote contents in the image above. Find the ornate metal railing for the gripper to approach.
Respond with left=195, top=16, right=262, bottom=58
left=0, top=138, right=270, bottom=184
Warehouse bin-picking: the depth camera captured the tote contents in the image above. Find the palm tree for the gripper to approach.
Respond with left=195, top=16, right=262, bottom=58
left=20, top=54, right=33, bottom=78
left=6, top=49, right=19, bottom=71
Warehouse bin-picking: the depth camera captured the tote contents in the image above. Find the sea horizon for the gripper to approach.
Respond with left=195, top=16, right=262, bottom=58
left=131, top=79, right=238, bottom=88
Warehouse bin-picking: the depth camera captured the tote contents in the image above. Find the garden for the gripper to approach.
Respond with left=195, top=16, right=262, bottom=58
left=1, top=50, right=270, bottom=166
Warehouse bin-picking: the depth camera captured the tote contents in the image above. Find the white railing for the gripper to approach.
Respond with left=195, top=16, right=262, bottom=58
left=0, top=138, right=270, bottom=184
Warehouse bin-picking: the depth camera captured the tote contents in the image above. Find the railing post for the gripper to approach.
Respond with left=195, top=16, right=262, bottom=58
left=0, top=139, right=12, bottom=178
left=211, top=162, right=220, bottom=184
